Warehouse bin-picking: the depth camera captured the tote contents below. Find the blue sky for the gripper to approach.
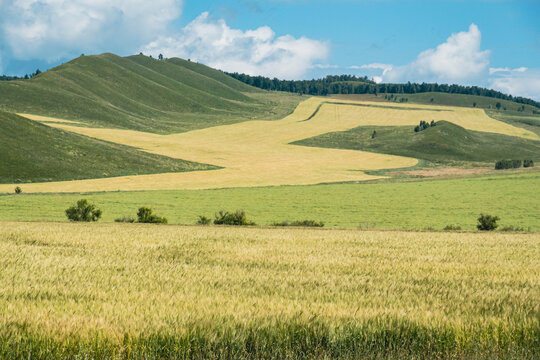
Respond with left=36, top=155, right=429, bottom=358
left=1, top=0, right=539, bottom=99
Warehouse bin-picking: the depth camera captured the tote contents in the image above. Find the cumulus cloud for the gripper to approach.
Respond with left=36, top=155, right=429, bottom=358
left=489, top=69, right=540, bottom=101
left=140, top=12, right=329, bottom=79
left=0, top=0, right=182, bottom=62
left=382, top=24, right=490, bottom=83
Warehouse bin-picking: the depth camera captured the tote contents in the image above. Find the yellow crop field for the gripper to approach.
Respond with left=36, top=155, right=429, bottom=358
left=1, top=97, right=534, bottom=194
left=316, top=100, right=539, bottom=140
left=0, top=222, right=538, bottom=358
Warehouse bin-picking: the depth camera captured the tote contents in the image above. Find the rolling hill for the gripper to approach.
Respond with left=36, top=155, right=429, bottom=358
left=0, top=110, right=217, bottom=184
left=293, top=120, right=540, bottom=163
left=0, top=53, right=301, bottom=134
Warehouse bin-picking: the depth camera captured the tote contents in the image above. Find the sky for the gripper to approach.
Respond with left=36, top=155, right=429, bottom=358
left=0, top=0, right=539, bottom=100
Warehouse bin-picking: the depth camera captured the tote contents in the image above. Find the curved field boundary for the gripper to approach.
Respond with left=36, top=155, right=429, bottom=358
left=1, top=97, right=535, bottom=194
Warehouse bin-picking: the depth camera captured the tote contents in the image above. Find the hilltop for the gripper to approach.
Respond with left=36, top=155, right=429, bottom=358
left=0, top=53, right=301, bottom=134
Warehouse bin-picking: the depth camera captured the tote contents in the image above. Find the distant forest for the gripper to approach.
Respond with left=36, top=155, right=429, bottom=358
left=226, top=73, right=540, bottom=109
left=0, top=69, right=41, bottom=81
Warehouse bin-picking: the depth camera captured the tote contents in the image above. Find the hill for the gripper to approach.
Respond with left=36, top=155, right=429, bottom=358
left=0, top=53, right=301, bottom=134
left=293, top=120, right=540, bottom=163
left=0, top=110, right=217, bottom=184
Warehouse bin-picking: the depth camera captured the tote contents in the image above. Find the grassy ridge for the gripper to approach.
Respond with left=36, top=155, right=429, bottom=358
left=2, top=172, right=539, bottom=230
left=331, top=92, right=539, bottom=113
left=0, top=111, right=217, bottom=183
left=293, top=121, right=540, bottom=163
left=0, top=223, right=538, bottom=359
left=0, top=53, right=301, bottom=133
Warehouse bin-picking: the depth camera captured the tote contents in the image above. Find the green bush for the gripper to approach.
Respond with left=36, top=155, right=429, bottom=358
left=197, top=215, right=211, bottom=225
left=477, top=214, right=499, bottom=231
left=115, top=216, right=135, bottom=223
left=65, top=199, right=102, bottom=222
left=14, top=186, right=22, bottom=194
left=523, top=159, right=534, bottom=168
left=137, top=207, right=167, bottom=224
left=443, top=224, right=462, bottom=231
left=495, top=159, right=522, bottom=170
left=214, top=210, right=255, bottom=226
left=272, top=220, right=324, bottom=227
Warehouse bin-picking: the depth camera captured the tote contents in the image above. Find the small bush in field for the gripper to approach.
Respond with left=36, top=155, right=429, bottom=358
left=214, top=210, right=255, bottom=226
left=65, top=199, right=102, bottom=222
left=197, top=215, right=211, bottom=225
left=137, top=207, right=167, bottom=224
left=14, top=186, right=22, bottom=194
left=477, top=214, right=499, bottom=231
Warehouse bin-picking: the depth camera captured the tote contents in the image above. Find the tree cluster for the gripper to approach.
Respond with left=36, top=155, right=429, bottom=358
left=494, top=159, right=534, bottom=170
left=226, top=72, right=540, bottom=108
left=414, top=120, right=437, bottom=133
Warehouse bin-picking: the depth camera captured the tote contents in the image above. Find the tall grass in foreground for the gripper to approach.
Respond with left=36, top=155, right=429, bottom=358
left=0, top=222, right=538, bottom=359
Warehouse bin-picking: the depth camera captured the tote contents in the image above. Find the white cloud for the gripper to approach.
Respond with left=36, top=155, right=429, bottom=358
left=490, top=69, right=540, bottom=101
left=140, top=12, right=329, bottom=79
left=489, top=66, right=528, bottom=75
left=0, top=0, right=182, bottom=62
left=356, top=63, right=393, bottom=73
left=383, top=24, right=490, bottom=83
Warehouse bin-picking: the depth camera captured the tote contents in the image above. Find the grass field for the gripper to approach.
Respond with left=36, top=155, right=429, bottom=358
left=0, top=111, right=217, bottom=183
left=3, top=96, right=537, bottom=193
left=1, top=171, right=539, bottom=230
left=0, top=222, right=538, bottom=359
left=294, top=120, right=540, bottom=163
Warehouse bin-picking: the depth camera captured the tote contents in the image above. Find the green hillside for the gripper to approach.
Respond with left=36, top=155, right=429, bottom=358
left=293, top=121, right=540, bottom=163
left=0, top=53, right=301, bottom=134
left=0, top=111, right=217, bottom=184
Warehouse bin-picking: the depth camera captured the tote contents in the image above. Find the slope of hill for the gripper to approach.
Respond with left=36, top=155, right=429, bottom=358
left=0, top=53, right=301, bottom=134
left=293, top=120, right=540, bottom=163
left=0, top=111, right=217, bottom=184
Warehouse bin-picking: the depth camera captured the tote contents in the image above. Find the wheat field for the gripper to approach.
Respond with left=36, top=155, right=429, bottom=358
left=1, top=98, right=535, bottom=194
left=0, top=222, right=538, bottom=358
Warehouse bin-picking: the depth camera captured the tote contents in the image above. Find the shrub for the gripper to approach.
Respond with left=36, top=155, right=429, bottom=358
left=214, top=210, right=255, bottom=226
left=14, top=186, right=22, bottom=194
left=115, top=216, right=135, bottom=223
left=137, top=207, right=167, bottom=224
left=495, top=159, right=522, bottom=170
left=477, top=214, right=499, bottom=231
left=523, top=159, right=534, bottom=168
left=443, top=224, right=462, bottom=231
left=371, top=130, right=377, bottom=139
left=272, top=220, right=324, bottom=227
left=65, top=199, right=102, bottom=222
left=197, top=215, right=211, bottom=225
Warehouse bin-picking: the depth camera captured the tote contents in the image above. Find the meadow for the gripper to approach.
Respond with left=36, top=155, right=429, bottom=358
left=1, top=171, right=539, bottom=230
left=2, top=96, right=536, bottom=193
left=0, top=222, right=538, bottom=359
